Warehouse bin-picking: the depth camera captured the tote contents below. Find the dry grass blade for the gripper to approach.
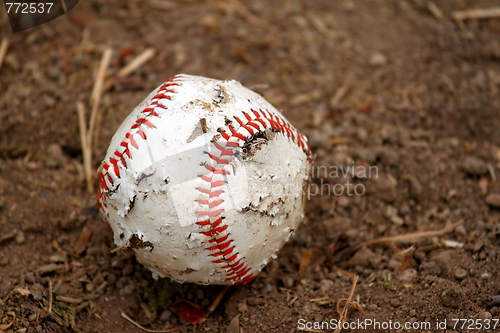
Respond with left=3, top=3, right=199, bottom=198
left=48, top=280, right=53, bottom=314
left=352, top=218, right=464, bottom=253
left=89, top=47, right=113, bottom=161
left=0, top=311, right=16, bottom=330
left=77, top=101, right=93, bottom=193
left=208, top=286, right=231, bottom=313
left=330, top=73, right=353, bottom=108
left=334, top=275, right=359, bottom=333
left=121, top=311, right=184, bottom=332
left=103, top=48, right=156, bottom=93
left=427, top=2, right=444, bottom=20
left=0, top=37, right=9, bottom=71
left=452, top=7, right=500, bottom=20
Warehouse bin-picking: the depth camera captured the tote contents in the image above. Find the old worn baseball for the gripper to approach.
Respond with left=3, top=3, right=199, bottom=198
left=98, top=74, right=312, bottom=285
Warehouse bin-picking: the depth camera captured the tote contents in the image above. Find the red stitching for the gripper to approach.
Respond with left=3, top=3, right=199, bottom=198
left=98, top=75, right=183, bottom=211
left=195, top=106, right=311, bottom=284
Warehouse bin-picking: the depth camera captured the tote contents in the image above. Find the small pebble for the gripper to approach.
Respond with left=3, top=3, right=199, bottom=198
left=319, top=279, right=333, bottom=294
left=106, top=273, right=117, bottom=285
left=120, top=284, right=135, bottom=296
left=454, top=225, right=466, bottom=237
left=15, top=231, right=26, bottom=244
left=390, top=215, right=404, bottom=226
left=260, top=281, right=273, bottom=294
left=337, top=196, right=350, bottom=207
left=485, top=193, right=500, bottom=208
left=462, top=156, right=488, bottom=175
left=85, top=283, right=95, bottom=292
left=24, top=272, right=35, bottom=284
left=409, top=309, right=417, bottom=317
left=18, top=328, right=27, bottom=333
left=31, top=283, right=44, bottom=300
left=282, top=276, right=294, bottom=289
left=237, top=300, right=248, bottom=313
left=479, top=311, right=492, bottom=320
left=454, top=268, right=467, bottom=280
left=369, top=52, right=387, bottom=66
left=0, top=256, right=8, bottom=266
left=159, top=309, right=172, bottom=321
left=366, top=304, right=378, bottom=311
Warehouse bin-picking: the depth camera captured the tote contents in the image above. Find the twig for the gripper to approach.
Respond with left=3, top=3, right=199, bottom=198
left=334, top=275, right=359, bottom=333
left=77, top=101, right=93, bottom=193
left=0, top=311, right=16, bottom=330
left=89, top=47, right=113, bottom=151
left=103, top=48, right=156, bottom=93
left=452, top=7, right=500, bottom=20
left=330, top=73, right=353, bottom=108
left=427, top=2, right=444, bottom=20
left=208, top=286, right=231, bottom=313
left=121, top=311, right=184, bottom=332
left=0, top=37, right=9, bottom=71
left=48, top=280, right=53, bottom=314
left=351, top=218, right=464, bottom=253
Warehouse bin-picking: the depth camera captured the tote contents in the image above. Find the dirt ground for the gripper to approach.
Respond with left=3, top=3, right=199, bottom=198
left=1, top=0, right=500, bottom=332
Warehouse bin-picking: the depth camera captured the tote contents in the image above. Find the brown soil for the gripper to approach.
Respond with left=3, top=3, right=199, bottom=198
left=1, top=0, right=500, bottom=332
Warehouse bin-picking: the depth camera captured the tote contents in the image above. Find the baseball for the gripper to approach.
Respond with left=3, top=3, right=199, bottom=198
left=98, top=74, right=312, bottom=285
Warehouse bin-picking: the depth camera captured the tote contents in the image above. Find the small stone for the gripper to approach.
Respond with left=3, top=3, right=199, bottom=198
left=159, top=309, right=172, bottom=321
left=479, top=311, right=492, bottom=320
left=454, top=268, right=467, bottom=280
left=282, top=276, right=294, bottom=289
left=462, top=156, right=488, bottom=175
left=120, top=284, right=135, bottom=296
left=17, top=328, right=27, bottom=333
left=247, top=297, right=264, bottom=306
left=26, top=161, right=39, bottom=171
left=409, top=309, right=417, bottom=317
left=369, top=52, right=387, bottom=66
left=390, top=215, right=404, bottom=226
left=15, top=231, right=26, bottom=244
left=24, top=272, right=35, bottom=284
left=366, top=304, right=378, bottom=311
left=388, top=259, right=401, bottom=270
left=388, top=297, right=400, bottom=308
left=485, top=193, right=500, bottom=208
left=31, top=283, right=44, bottom=300
left=397, top=269, right=417, bottom=282
left=454, top=225, right=466, bottom=237
left=0, top=255, right=8, bottom=266
left=319, top=279, right=334, bottom=294
left=106, top=273, right=117, bottom=285
left=260, top=281, right=273, bottom=294
left=337, top=196, right=350, bottom=207
left=85, top=283, right=95, bottom=292
left=237, top=300, right=248, bottom=313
